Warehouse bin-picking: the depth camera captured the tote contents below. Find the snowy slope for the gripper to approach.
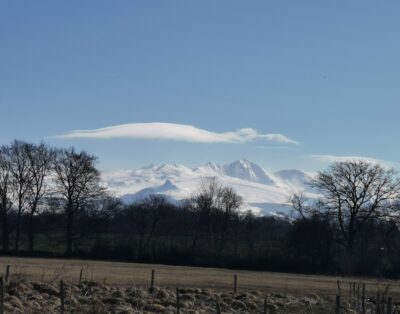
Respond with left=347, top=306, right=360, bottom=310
left=273, top=169, right=313, bottom=192
left=222, top=159, right=275, bottom=185
left=102, top=160, right=316, bottom=216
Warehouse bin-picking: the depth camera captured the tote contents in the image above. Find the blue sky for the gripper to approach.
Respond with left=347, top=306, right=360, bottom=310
left=1, top=1, right=400, bottom=171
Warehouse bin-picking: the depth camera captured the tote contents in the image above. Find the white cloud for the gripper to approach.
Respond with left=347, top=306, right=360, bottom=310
left=55, top=122, right=299, bottom=145
left=309, top=155, right=397, bottom=168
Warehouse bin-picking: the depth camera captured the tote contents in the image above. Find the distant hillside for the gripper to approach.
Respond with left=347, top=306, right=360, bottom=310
left=102, top=159, right=316, bottom=215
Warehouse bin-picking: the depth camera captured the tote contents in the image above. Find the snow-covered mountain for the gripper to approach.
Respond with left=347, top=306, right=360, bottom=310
left=223, top=159, right=275, bottom=185
left=121, top=180, right=179, bottom=204
left=102, top=159, right=316, bottom=216
left=273, top=169, right=313, bottom=192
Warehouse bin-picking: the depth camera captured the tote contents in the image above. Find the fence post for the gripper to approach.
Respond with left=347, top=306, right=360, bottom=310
left=176, top=288, right=180, bottom=314
left=337, top=280, right=341, bottom=297
left=362, top=284, right=366, bottom=314
left=376, top=291, right=381, bottom=314
left=349, top=282, right=352, bottom=306
left=4, top=266, right=9, bottom=284
left=60, top=280, right=65, bottom=314
left=387, top=297, right=392, bottom=314
left=263, top=297, right=267, bottom=314
left=149, top=269, right=155, bottom=292
left=335, top=295, right=340, bottom=314
left=79, top=269, right=83, bottom=286
left=216, top=297, right=221, bottom=314
left=233, top=274, right=237, bottom=294
left=0, top=277, right=3, bottom=314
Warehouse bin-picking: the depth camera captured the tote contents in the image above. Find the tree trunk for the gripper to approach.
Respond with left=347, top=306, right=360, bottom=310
left=191, top=215, right=202, bottom=250
left=66, top=209, right=73, bottom=255
left=14, top=205, right=22, bottom=253
left=27, top=212, right=34, bottom=253
left=1, top=209, right=9, bottom=252
left=219, top=212, right=230, bottom=252
left=346, top=235, right=355, bottom=275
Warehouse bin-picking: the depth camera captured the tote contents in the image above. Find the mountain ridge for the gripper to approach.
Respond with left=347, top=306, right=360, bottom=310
left=102, top=159, right=316, bottom=215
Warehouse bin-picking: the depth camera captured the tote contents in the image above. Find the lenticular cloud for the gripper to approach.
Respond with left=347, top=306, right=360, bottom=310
left=309, top=155, right=395, bottom=168
left=56, top=122, right=298, bottom=145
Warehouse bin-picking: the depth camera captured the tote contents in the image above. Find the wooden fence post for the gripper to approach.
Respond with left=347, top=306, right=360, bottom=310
left=233, top=275, right=237, bottom=294
left=79, top=269, right=83, bottom=286
left=349, top=282, right=352, bottom=306
left=5, top=266, right=9, bottom=284
left=176, top=288, right=180, bottom=314
left=335, top=295, right=340, bottom=314
left=60, top=280, right=65, bottom=314
left=0, top=277, right=3, bottom=314
left=263, top=297, right=267, bottom=314
left=150, top=269, right=155, bottom=290
left=387, top=297, right=392, bottom=314
left=376, top=291, right=381, bottom=314
left=362, top=284, right=366, bottom=314
left=216, top=297, right=221, bottom=314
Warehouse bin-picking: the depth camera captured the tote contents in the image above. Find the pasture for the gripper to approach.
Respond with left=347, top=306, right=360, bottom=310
left=0, top=257, right=398, bottom=298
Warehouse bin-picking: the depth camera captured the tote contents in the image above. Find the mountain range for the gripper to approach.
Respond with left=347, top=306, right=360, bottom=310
left=102, top=159, right=317, bottom=215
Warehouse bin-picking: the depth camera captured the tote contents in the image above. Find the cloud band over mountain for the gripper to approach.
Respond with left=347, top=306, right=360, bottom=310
left=56, top=123, right=299, bottom=145
left=309, top=155, right=398, bottom=168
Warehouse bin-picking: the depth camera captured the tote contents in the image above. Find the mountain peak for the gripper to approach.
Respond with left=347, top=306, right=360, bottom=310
left=154, top=163, right=192, bottom=175
left=194, top=162, right=224, bottom=175
left=161, top=179, right=178, bottom=190
left=223, top=160, right=274, bottom=185
left=239, top=158, right=251, bottom=163
left=237, top=159, right=257, bottom=168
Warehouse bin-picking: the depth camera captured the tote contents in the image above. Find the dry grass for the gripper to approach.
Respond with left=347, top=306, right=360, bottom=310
left=0, top=257, right=399, bottom=299
left=1, top=280, right=341, bottom=313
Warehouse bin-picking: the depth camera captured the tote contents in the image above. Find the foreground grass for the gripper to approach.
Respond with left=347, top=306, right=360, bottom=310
left=3, top=280, right=339, bottom=313
left=0, top=257, right=399, bottom=299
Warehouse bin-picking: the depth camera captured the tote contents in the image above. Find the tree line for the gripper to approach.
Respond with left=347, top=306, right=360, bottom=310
left=1, top=140, right=400, bottom=278
left=0, top=140, right=104, bottom=255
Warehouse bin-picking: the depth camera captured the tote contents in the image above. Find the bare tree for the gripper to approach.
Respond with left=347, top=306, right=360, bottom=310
left=54, top=148, right=105, bottom=255
left=25, top=143, right=55, bottom=252
left=190, top=178, right=242, bottom=251
left=8, top=140, right=32, bottom=252
left=124, top=194, right=170, bottom=259
left=190, top=178, right=222, bottom=249
left=291, top=161, right=400, bottom=272
left=0, top=146, right=14, bottom=252
left=217, top=187, right=242, bottom=251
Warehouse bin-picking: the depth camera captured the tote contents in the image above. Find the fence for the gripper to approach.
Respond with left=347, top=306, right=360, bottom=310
left=0, top=264, right=398, bottom=313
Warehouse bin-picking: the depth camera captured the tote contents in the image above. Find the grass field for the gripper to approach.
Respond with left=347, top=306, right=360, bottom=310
left=0, top=257, right=399, bottom=299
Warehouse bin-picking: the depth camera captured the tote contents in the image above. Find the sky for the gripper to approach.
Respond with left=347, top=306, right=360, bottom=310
left=1, top=1, right=400, bottom=172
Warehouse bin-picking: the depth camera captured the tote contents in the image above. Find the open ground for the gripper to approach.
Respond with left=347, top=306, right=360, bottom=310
left=1, top=257, right=399, bottom=298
